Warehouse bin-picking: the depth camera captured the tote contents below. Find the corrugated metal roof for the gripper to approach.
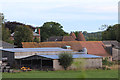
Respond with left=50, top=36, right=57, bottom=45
left=15, top=54, right=102, bottom=59
left=0, top=47, right=73, bottom=52
left=15, top=55, right=32, bottom=59
left=39, top=54, right=102, bottom=59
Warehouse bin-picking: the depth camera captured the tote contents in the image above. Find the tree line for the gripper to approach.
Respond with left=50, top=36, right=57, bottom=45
left=102, top=24, right=120, bottom=42
left=1, top=13, right=68, bottom=47
left=1, top=13, right=120, bottom=48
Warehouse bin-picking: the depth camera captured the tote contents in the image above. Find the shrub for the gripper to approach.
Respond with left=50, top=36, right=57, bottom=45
left=58, top=53, right=73, bottom=70
left=102, top=58, right=114, bottom=66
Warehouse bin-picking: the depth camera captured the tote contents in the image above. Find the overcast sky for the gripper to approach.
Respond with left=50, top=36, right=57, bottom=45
left=0, top=0, right=119, bottom=33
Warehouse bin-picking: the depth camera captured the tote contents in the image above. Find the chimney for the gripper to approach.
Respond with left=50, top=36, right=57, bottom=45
left=77, top=31, right=86, bottom=41
left=38, top=29, right=41, bottom=42
left=70, top=32, right=76, bottom=39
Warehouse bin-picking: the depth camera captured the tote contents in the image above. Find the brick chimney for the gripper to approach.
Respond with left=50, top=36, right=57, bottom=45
left=77, top=31, right=86, bottom=41
left=70, top=32, right=76, bottom=39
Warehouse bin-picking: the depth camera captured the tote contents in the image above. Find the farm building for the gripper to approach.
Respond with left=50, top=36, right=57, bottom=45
left=1, top=47, right=102, bottom=70
left=0, top=41, right=17, bottom=68
left=22, top=41, right=112, bottom=61
left=103, top=41, right=120, bottom=61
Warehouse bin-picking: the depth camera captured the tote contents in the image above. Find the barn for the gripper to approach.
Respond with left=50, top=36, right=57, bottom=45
left=1, top=47, right=102, bottom=70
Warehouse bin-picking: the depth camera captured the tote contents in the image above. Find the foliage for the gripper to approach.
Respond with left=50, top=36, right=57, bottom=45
left=37, top=22, right=69, bottom=42
left=73, top=31, right=79, bottom=38
left=102, top=58, right=114, bottom=66
left=2, top=26, right=13, bottom=43
left=84, top=31, right=102, bottom=41
left=0, top=13, right=4, bottom=24
left=1, top=13, right=13, bottom=43
left=14, top=25, right=33, bottom=47
left=73, top=31, right=102, bottom=41
left=33, top=37, right=39, bottom=43
left=58, top=53, right=73, bottom=70
left=102, top=24, right=120, bottom=42
left=5, top=21, right=35, bottom=33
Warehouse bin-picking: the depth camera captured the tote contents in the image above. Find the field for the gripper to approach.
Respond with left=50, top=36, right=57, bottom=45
left=2, top=69, right=118, bottom=78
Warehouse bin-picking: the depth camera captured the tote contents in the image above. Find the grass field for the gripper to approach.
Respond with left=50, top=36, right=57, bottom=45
left=2, top=69, right=118, bottom=78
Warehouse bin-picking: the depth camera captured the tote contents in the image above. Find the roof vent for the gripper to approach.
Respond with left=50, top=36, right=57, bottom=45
left=62, top=46, right=71, bottom=49
left=82, top=47, right=87, bottom=54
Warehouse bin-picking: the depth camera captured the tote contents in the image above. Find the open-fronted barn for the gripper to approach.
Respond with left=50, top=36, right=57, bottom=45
left=1, top=47, right=102, bottom=70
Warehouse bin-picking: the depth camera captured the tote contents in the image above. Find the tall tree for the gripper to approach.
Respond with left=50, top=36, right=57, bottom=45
left=5, top=21, right=36, bottom=33
left=1, top=13, right=13, bottom=43
left=37, top=22, right=68, bottom=42
left=14, top=25, right=33, bottom=47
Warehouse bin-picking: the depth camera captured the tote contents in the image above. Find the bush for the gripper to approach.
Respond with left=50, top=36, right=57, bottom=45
left=58, top=53, right=73, bottom=70
left=102, top=58, right=114, bottom=66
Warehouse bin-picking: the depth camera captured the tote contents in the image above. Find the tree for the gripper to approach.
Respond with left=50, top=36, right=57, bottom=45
left=58, top=53, right=73, bottom=70
left=5, top=21, right=36, bottom=33
left=37, top=22, right=68, bottom=42
left=73, top=31, right=79, bottom=37
left=1, top=13, right=13, bottom=43
left=14, top=25, right=33, bottom=47
left=33, top=37, right=39, bottom=43
left=2, top=26, right=13, bottom=43
left=102, top=24, right=120, bottom=42
left=115, top=24, right=120, bottom=42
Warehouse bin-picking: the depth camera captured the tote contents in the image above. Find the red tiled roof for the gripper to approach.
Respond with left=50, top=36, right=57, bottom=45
left=62, top=36, right=76, bottom=41
left=22, top=41, right=111, bottom=57
left=70, top=32, right=76, bottom=39
left=22, top=41, right=83, bottom=51
left=79, top=41, right=110, bottom=56
left=77, top=32, right=86, bottom=41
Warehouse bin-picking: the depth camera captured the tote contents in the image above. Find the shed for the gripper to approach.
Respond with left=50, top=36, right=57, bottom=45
left=15, top=54, right=102, bottom=70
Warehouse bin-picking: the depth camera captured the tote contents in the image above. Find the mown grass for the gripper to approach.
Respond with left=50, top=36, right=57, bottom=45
left=2, top=69, right=118, bottom=78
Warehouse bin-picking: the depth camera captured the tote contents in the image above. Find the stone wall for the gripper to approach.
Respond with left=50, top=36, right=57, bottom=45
left=53, top=58, right=102, bottom=70
left=112, top=48, right=120, bottom=61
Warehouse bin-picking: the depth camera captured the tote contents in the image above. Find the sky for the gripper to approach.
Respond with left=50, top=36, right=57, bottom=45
left=0, top=0, right=119, bottom=33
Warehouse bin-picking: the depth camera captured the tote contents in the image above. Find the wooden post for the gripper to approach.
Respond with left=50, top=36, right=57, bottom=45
left=40, top=58, right=42, bottom=70
left=31, top=60, right=32, bottom=69
left=20, top=60, right=21, bottom=68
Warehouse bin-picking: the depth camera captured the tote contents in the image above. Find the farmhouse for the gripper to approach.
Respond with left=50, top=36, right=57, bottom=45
left=1, top=47, right=102, bottom=70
